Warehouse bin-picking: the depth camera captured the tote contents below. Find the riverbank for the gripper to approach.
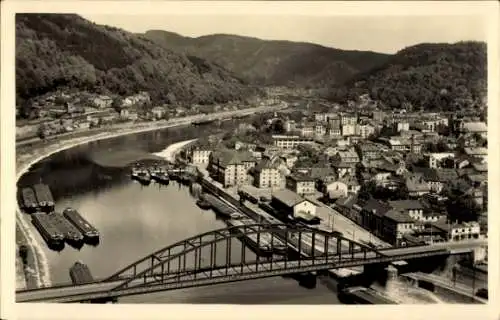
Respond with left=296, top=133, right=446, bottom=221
left=153, top=139, right=197, bottom=163
left=15, top=107, right=276, bottom=290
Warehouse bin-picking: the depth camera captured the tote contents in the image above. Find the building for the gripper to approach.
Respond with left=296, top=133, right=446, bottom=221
left=279, top=154, right=298, bottom=168
left=395, top=121, right=410, bottom=133
left=327, top=123, right=342, bottom=137
left=92, top=95, right=113, bottom=109
left=341, top=123, right=356, bottom=137
left=460, top=121, right=487, bottom=136
left=382, top=210, right=417, bottom=246
left=406, top=175, right=431, bottom=197
left=285, top=173, right=316, bottom=196
left=415, top=168, right=459, bottom=193
left=271, top=189, right=317, bottom=220
left=252, top=159, right=281, bottom=188
left=208, top=149, right=256, bottom=187
left=315, top=123, right=327, bottom=136
left=360, top=199, right=393, bottom=238
left=356, top=142, right=382, bottom=161
left=191, top=148, right=213, bottom=165
left=388, top=200, right=425, bottom=221
left=325, top=175, right=360, bottom=200
left=341, top=113, right=357, bottom=126
left=426, top=152, right=455, bottom=169
left=272, top=135, right=314, bottom=149
left=300, top=124, right=315, bottom=137
left=285, top=120, right=296, bottom=132
left=151, top=106, right=166, bottom=120
left=433, top=221, right=481, bottom=241
left=332, top=162, right=355, bottom=178
left=332, top=149, right=360, bottom=165
left=356, top=123, right=376, bottom=139
left=464, top=147, right=488, bottom=163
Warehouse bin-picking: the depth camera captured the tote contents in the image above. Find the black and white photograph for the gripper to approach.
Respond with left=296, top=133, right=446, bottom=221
left=1, top=1, right=499, bottom=319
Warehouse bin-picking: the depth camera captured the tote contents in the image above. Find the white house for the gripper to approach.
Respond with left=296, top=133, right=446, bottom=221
left=270, top=189, right=317, bottom=219
left=192, top=149, right=212, bottom=165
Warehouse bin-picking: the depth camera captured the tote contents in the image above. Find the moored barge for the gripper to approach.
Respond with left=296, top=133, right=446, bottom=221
left=63, top=208, right=100, bottom=245
left=201, top=194, right=237, bottom=219
left=33, top=183, right=55, bottom=212
left=338, top=286, right=397, bottom=304
left=192, top=118, right=216, bottom=126
left=31, top=213, right=65, bottom=251
left=226, top=218, right=288, bottom=257
left=196, top=196, right=212, bottom=210
left=132, top=169, right=151, bottom=185
left=48, top=212, right=84, bottom=249
left=21, top=187, right=39, bottom=213
left=152, top=171, right=170, bottom=185
left=69, top=261, right=94, bottom=285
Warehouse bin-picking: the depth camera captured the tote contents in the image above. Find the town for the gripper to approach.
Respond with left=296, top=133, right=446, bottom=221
left=183, top=95, right=488, bottom=249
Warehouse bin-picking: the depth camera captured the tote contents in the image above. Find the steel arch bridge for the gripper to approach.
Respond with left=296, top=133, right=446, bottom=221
left=104, top=223, right=385, bottom=293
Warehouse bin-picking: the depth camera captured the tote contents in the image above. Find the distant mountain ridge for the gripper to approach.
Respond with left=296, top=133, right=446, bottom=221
left=143, top=30, right=391, bottom=88
left=325, top=41, right=487, bottom=110
left=16, top=14, right=259, bottom=111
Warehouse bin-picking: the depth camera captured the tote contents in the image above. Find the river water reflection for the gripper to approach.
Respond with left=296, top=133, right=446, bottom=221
left=17, top=119, right=342, bottom=304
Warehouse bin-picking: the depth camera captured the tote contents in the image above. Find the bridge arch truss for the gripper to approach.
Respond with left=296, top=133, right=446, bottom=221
left=104, top=223, right=385, bottom=293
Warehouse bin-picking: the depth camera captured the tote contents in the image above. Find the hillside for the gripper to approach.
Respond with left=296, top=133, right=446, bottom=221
left=326, top=41, right=487, bottom=110
left=16, top=14, right=259, bottom=110
left=143, top=30, right=390, bottom=88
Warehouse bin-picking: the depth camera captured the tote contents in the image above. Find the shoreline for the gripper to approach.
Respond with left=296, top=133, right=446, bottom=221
left=15, top=107, right=273, bottom=290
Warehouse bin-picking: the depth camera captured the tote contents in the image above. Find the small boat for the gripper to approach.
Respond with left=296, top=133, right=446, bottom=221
left=196, top=198, right=212, bottom=210
left=152, top=171, right=170, bottom=185
left=131, top=167, right=151, bottom=185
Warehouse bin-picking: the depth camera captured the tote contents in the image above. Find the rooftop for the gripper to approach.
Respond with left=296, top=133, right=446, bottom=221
left=462, top=122, right=488, bottom=133
left=388, top=200, right=424, bottom=211
left=272, top=189, right=314, bottom=208
left=384, top=210, right=415, bottom=223
left=211, top=149, right=254, bottom=168
left=362, top=198, right=392, bottom=217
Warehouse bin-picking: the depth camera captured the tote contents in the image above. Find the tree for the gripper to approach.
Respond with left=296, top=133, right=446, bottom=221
left=269, top=119, right=285, bottom=134
left=444, top=187, right=481, bottom=223
left=359, top=180, right=377, bottom=200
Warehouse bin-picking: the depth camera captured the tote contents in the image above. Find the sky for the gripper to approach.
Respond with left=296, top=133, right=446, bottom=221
left=82, top=14, right=487, bottom=54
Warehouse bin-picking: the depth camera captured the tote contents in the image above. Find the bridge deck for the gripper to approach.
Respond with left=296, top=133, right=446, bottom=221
left=16, top=238, right=485, bottom=303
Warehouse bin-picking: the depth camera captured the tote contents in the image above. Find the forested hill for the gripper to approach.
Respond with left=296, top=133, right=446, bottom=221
left=143, top=30, right=390, bottom=88
left=16, top=14, right=259, bottom=106
left=325, top=41, right=487, bottom=110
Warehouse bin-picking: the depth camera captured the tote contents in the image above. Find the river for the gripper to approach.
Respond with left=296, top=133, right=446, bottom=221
left=17, top=117, right=485, bottom=304
left=17, top=118, right=346, bottom=304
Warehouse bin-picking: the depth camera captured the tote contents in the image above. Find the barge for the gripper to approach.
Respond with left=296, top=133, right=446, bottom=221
left=69, top=261, right=94, bottom=285
left=63, top=208, right=100, bottom=245
left=32, top=183, right=55, bottom=212
left=192, top=118, right=216, bottom=126
left=226, top=218, right=288, bottom=257
left=201, top=194, right=238, bottom=219
left=196, top=197, right=212, bottom=210
left=21, top=187, right=39, bottom=213
left=48, top=212, right=84, bottom=249
left=338, top=286, right=397, bottom=304
left=151, top=169, right=170, bottom=185
left=131, top=168, right=152, bottom=185
left=31, top=213, right=65, bottom=251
